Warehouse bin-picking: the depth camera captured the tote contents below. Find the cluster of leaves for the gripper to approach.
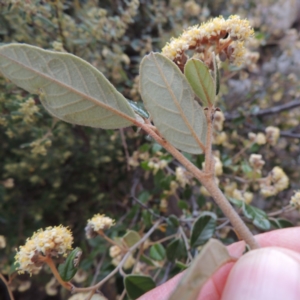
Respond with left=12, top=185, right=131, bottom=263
left=1, top=0, right=300, bottom=299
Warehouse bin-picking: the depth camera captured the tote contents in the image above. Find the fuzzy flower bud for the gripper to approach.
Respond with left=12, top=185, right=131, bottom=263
left=260, top=166, right=289, bottom=197
left=85, top=214, right=115, bottom=239
left=265, top=126, right=280, bottom=146
left=232, top=189, right=253, bottom=204
left=249, top=154, right=265, bottom=172
left=290, top=191, right=300, bottom=208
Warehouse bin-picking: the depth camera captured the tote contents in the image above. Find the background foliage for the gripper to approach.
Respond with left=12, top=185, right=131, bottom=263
left=1, top=0, right=300, bottom=299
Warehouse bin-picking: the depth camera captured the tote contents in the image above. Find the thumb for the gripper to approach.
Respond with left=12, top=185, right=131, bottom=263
left=221, top=247, right=300, bottom=300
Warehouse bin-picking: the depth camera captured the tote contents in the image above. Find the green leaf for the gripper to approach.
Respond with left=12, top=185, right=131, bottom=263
left=0, top=44, right=136, bottom=129
left=184, top=58, right=215, bottom=106
left=229, top=197, right=243, bottom=207
left=139, top=52, right=207, bottom=154
left=167, top=215, right=180, bottom=228
left=270, top=218, right=294, bottom=229
left=149, top=244, right=166, bottom=261
left=242, top=203, right=271, bottom=231
left=123, top=230, right=141, bottom=248
left=175, top=261, right=188, bottom=271
left=166, top=239, right=185, bottom=262
left=140, top=255, right=155, bottom=266
left=178, top=200, right=189, bottom=210
left=169, top=239, right=232, bottom=300
left=124, top=275, right=156, bottom=299
left=127, top=99, right=149, bottom=119
left=190, top=212, right=217, bottom=248
left=142, top=210, right=152, bottom=228
left=212, top=53, right=220, bottom=96
left=58, top=247, right=82, bottom=281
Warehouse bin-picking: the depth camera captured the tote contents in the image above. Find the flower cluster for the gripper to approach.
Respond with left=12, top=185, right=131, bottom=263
left=162, top=15, right=254, bottom=68
left=15, top=226, right=73, bottom=275
left=290, top=191, right=300, bottom=208
left=109, top=245, right=135, bottom=269
left=18, top=98, right=39, bottom=124
left=85, top=214, right=115, bottom=239
left=232, top=189, right=254, bottom=204
left=260, top=166, right=289, bottom=197
left=249, top=154, right=265, bottom=174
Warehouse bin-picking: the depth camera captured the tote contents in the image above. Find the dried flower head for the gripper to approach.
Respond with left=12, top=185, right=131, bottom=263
left=265, top=126, right=280, bottom=146
left=232, top=189, right=253, bottom=204
left=85, top=214, right=115, bottom=239
left=162, top=15, right=254, bottom=69
left=260, top=166, right=289, bottom=197
left=249, top=154, right=265, bottom=172
left=290, top=191, right=300, bottom=208
left=15, top=226, right=73, bottom=275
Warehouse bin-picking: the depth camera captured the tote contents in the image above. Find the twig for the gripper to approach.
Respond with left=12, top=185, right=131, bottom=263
left=90, top=254, right=106, bottom=286
left=280, top=131, right=300, bottom=139
left=158, top=262, right=172, bottom=285
left=119, top=289, right=127, bottom=300
left=178, top=226, right=193, bottom=262
left=225, top=99, right=300, bottom=120
left=131, top=179, right=167, bottom=221
left=148, top=233, right=178, bottom=246
left=73, top=219, right=162, bottom=294
left=0, top=273, right=15, bottom=300
left=204, top=107, right=214, bottom=173
left=267, top=204, right=295, bottom=217
left=120, top=128, right=131, bottom=171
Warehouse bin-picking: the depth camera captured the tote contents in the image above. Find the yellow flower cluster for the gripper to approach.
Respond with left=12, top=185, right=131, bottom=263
left=260, top=166, right=289, bottom=197
left=162, top=15, right=254, bottom=67
left=15, top=226, right=73, bottom=275
left=109, top=245, right=135, bottom=269
left=85, top=214, right=115, bottom=239
left=232, top=189, right=254, bottom=205
left=18, top=98, right=40, bottom=124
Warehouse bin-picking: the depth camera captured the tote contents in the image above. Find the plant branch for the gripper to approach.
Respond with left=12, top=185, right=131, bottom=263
left=43, top=256, right=72, bottom=291
left=139, top=123, right=259, bottom=249
left=204, top=106, right=214, bottom=173
left=73, top=219, right=162, bottom=294
left=0, top=273, right=14, bottom=300
left=225, top=99, right=300, bottom=120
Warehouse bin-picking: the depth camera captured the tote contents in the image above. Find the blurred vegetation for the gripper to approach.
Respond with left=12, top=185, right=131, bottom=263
left=1, top=0, right=300, bottom=299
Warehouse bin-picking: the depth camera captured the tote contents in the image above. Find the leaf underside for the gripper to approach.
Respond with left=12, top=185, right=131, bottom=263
left=0, top=43, right=136, bottom=129
left=139, top=52, right=207, bottom=154
left=168, top=239, right=232, bottom=300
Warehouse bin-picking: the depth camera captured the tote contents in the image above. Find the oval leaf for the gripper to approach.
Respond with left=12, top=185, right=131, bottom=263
left=0, top=44, right=136, bottom=129
left=124, top=275, right=156, bottom=299
left=190, top=212, right=217, bottom=248
left=166, top=238, right=186, bottom=262
left=149, top=244, right=166, bottom=261
left=139, top=52, right=207, bottom=154
left=242, top=203, right=271, bottom=231
left=184, top=59, right=215, bottom=106
left=58, top=247, right=82, bottom=282
left=168, top=239, right=232, bottom=300
left=123, top=230, right=141, bottom=248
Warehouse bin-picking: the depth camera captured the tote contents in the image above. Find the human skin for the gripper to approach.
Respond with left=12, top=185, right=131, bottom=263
left=138, top=227, right=300, bottom=300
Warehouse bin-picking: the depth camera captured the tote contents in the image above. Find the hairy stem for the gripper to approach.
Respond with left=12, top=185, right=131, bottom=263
left=201, top=177, right=259, bottom=249
left=139, top=123, right=259, bottom=250
left=43, top=256, right=72, bottom=290
left=204, top=106, right=214, bottom=173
